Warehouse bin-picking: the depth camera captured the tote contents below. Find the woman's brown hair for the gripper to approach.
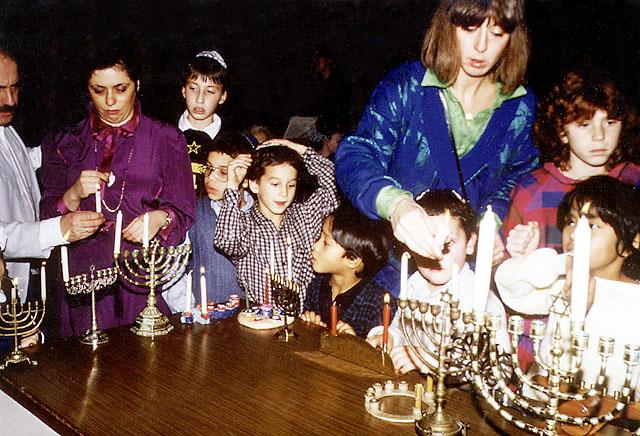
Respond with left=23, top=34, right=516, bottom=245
left=421, top=0, right=529, bottom=94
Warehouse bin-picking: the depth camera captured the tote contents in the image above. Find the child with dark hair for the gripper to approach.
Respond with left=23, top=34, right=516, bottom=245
left=163, top=131, right=254, bottom=311
left=300, top=205, right=393, bottom=338
left=496, top=176, right=640, bottom=398
left=503, top=69, right=640, bottom=255
left=214, top=139, right=339, bottom=307
left=178, top=50, right=229, bottom=191
left=368, top=190, right=510, bottom=374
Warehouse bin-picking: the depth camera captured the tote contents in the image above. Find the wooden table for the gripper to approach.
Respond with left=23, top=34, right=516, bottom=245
left=0, top=317, right=568, bottom=435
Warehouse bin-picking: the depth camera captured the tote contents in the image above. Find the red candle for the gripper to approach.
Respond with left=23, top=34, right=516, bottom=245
left=382, top=293, right=391, bottom=351
left=330, top=302, right=338, bottom=336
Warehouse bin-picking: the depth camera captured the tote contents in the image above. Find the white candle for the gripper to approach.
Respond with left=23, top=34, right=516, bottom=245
left=400, top=251, right=411, bottom=299
left=95, top=184, right=102, bottom=214
left=113, top=210, right=123, bottom=254
left=11, top=279, right=16, bottom=301
left=473, top=206, right=496, bottom=312
left=269, top=239, right=275, bottom=276
left=570, top=213, right=591, bottom=324
left=450, top=263, right=459, bottom=300
left=40, top=262, right=47, bottom=302
left=142, top=212, right=149, bottom=248
left=200, top=266, right=207, bottom=312
left=185, top=270, right=193, bottom=313
left=61, top=245, right=70, bottom=282
left=286, top=236, right=293, bottom=281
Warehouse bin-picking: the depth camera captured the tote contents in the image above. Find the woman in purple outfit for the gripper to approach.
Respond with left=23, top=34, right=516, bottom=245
left=40, top=46, right=196, bottom=337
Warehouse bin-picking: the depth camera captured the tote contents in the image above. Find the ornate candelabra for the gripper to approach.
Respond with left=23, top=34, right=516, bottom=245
left=271, top=273, right=301, bottom=342
left=65, top=265, right=118, bottom=345
left=114, top=239, right=191, bottom=337
left=0, top=283, right=46, bottom=369
left=470, top=307, right=640, bottom=435
left=398, top=288, right=486, bottom=435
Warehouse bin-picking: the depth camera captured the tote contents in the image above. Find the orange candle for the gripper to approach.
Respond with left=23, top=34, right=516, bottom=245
left=330, top=302, right=338, bottom=336
left=382, top=293, right=391, bottom=350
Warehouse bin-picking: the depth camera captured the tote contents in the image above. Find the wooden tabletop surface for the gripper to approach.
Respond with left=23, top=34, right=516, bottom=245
left=0, top=315, right=596, bottom=435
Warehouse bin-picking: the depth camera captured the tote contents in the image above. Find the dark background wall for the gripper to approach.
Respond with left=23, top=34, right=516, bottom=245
left=2, top=0, right=640, bottom=145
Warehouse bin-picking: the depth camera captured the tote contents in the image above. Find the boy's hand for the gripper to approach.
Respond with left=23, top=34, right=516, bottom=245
left=261, top=139, right=307, bottom=155
left=336, top=321, right=355, bottom=335
left=506, top=222, right=540, bottom=258
left=300, top=310, right=327, bottom=327
left=390, top=345, right=422, bottom=374
left=366, top=333, right=395, bottom=350
left=227, top=154, right=252, bottom=190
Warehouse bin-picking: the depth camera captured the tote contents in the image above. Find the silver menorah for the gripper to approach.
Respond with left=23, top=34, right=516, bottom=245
left=65, top=264, right=118, bottom=345
left=114, top=239, right=191, bottom=337
left=470, top=307, right=640, bottom=435
left=0, top=282, right=46, bottom=369
left=398, top=287, right=492, bottom=435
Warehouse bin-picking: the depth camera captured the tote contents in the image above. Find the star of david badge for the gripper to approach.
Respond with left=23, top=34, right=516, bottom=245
left=187, top=140, right=202, bottom=155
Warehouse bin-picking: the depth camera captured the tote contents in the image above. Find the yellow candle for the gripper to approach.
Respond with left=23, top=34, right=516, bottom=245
left=426, top=375, right=434, bottom=392
left=414, top=383, right=423, bottom=409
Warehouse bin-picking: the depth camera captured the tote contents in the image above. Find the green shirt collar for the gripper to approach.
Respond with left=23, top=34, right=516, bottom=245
left=421, top=69, right=526, bottom=104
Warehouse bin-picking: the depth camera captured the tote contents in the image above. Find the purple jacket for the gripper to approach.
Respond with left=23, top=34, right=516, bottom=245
left=40, top=105, right=196, bottom=337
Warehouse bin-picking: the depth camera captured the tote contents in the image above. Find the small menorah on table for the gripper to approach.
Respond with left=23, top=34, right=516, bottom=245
left=65, top=264, right=118, bottom=345
left=470, top=309, right=640, bottom=435
left=0, top=280, right=46, bottom=370
left=271, top=273, right=301, bottom=342
left=399, top=287, right=488, bottom=435
left=114, top=239, right=191, bottom=337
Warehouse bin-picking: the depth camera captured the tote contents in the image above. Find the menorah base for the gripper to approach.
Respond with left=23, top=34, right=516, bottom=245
left=79, top=328, right=109, bottom=345
left=130, top=305, right=174, bottom=337
left=415, top=409, right=466, bottom=436
left=0, top=349, right=37, bottom=370
left=274, top=326, right=298, bottom=342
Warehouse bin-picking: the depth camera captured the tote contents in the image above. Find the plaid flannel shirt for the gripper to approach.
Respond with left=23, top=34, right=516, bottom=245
left=304, top=274, right=395, bottom=339
left=214, top=148, right=339, bottom=307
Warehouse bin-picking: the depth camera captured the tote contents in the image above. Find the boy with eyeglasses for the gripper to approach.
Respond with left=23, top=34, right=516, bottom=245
left=163, top=130, right=254, bottom=311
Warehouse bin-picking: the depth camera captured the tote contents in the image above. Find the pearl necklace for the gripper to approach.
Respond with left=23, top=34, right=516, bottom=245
left=94, top=139, right=136, bottom=213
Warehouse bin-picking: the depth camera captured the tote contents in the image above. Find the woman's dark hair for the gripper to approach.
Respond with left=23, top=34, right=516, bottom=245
left=415, top=189, right=478, bottom=239
left=246, top=146, right=317, bottom=203
left=329, top=204, right=389, bottom=279
left=182, top=52, right=228, bottom=92
left=85, top=40, right=140, bottom=84
left=557, top=176, right=640, bottom=279
left=535, top=69, right=639, bottom=170
left=421, top=0, right=529, bottom=94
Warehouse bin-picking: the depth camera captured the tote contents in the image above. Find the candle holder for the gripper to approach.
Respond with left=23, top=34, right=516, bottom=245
left=398, top=287, right=493, bottom=435
left=65, top=265, right=118, bottom=345
left=114, top=240, right=191, bottom=337
left=470, top=300, right=640, bottom=435
left=0, top=287, right=46, bottom=370
left=271, top=273, right=301, bottom=342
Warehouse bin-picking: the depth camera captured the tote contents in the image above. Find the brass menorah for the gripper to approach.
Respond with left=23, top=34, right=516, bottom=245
left=271, top=273, right=301, bottom=342
left=0, top=282, right=46, bottom=370
left=398, top=288, right=487, bottom=435
left=470, top=309, right=640, bottom=435
left=65, top=265, right=117, bottom=345
left=114, top=239, right=191, bottom=337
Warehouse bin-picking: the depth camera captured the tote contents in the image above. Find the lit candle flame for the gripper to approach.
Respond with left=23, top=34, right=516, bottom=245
left=580, top=201, right=591, bottom=216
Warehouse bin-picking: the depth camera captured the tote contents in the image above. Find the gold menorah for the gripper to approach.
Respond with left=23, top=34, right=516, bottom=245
left=470, top=310, right=640, bottom=435
left=0, top=282, right=46, bottom=370
left=114, top=239, right=191, bottom=337
left=65, top=265, right=118, bottom=345
left=398, top=287, right=487, bottom=435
